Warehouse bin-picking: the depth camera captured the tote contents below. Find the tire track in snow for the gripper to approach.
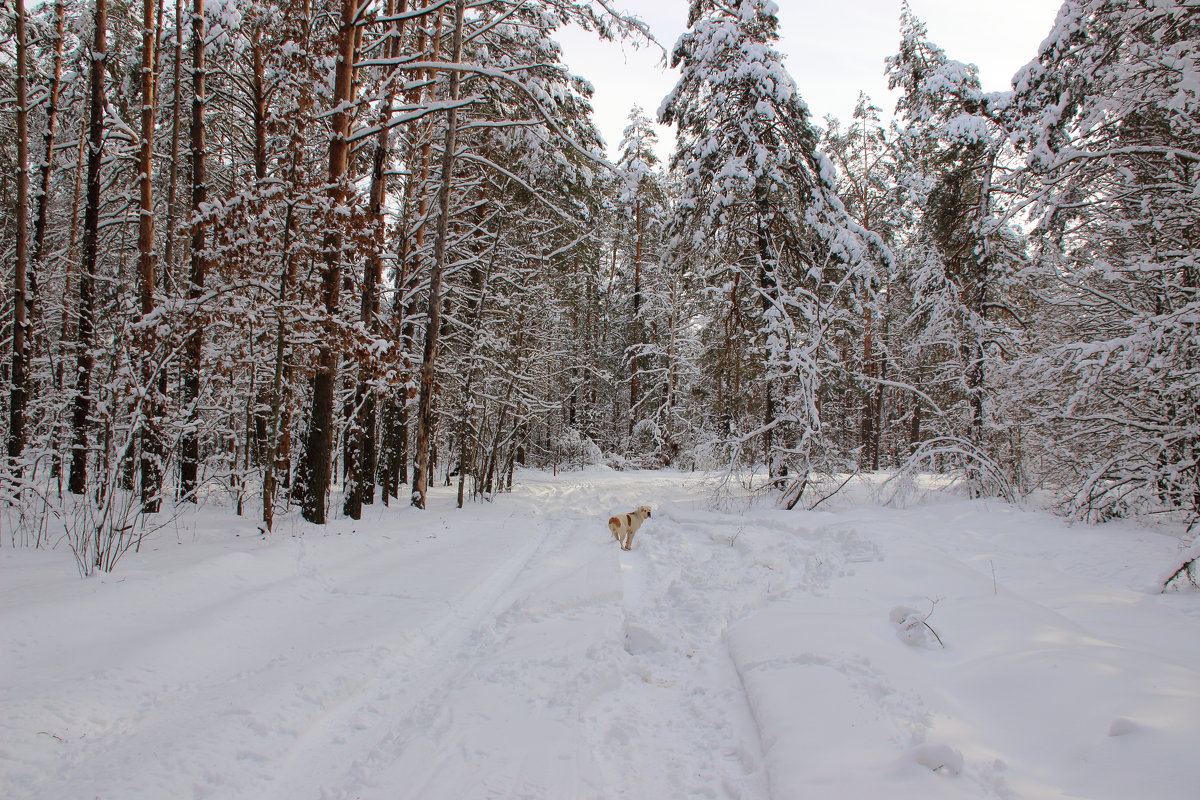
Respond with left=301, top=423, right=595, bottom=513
left=263, top=508, right=563, bottom=800
left=3, top=530, right=518, bottom=800
left=282, top=469, right=755, bottom=799
left=585, top=508, right=776, bottom=800
left=261, top=472, right=672, bottom=799
left=9, top=507, right=558, bottom=800
left=586, top=508, right=900, bottom=800
left=362, top=512, right=625, bottom=799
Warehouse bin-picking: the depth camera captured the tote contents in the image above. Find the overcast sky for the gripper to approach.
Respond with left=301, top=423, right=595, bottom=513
left=556, top=0, right=1065, bottom=159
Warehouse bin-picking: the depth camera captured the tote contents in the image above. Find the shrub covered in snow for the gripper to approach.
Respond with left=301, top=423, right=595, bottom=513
left=552, top=428, right=604, bottom=470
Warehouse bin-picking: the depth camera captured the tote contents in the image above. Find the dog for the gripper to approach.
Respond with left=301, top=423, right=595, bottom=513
left=609, top=505, right=652, bottom=551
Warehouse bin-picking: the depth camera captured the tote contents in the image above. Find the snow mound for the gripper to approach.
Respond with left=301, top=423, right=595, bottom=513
left=890, top=604, right=945, bottom=649
left=909, top=741, right=964, bottom=775
left=1107, top=716, right=1139, bottom=737
left=623, top=623, right=667, bottom=655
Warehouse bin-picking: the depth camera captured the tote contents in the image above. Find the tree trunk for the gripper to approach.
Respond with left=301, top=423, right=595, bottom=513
left=909, top=398, right=922, bottom=454
left=482, top=380, right=516, bottom=496
left=754, top=193, right=781, bottom=482
left=454, top=248, right=495, bottom=508
left=51, top=113, right=88, bottom=488
left=136, top=0, right=163, bottom=512
left=247, top=26, right=273, bottom=471
left=69, top=0, right=109, bottom=495
left=629, top=199, right=643, bottom=434
left=381, top=2, right=438, bottom=502
left=7, top=0, right=30, bottom=469
left=179, top=0, right=208, bottom=502
left=161, top=0, right=184, bottom=290
left=861, top=313, right=875, bottom=471
left=262, top=199, right=298, bottom=532
left=301, top=0, right=360, bottom=523
left=344, top=1, right=405, bottom=520
left=30, top=0, right=65, bottom=291
left=873, top=313, right=887, bottom=471
left=412, top=0, right=465, bottom=509
left=250, top=30, right=268, bottom=185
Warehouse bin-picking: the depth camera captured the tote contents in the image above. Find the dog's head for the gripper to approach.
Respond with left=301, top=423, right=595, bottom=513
left=638, top=505, right=652, bottom=518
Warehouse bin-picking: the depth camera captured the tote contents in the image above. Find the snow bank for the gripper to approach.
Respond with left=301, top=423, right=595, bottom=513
left=725, top=503, right=1200, bottom=799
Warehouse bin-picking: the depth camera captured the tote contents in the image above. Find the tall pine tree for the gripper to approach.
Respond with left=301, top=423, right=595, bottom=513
left=662, top=0, right=884, bottom=506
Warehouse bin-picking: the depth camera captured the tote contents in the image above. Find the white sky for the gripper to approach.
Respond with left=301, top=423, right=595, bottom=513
left=557, top=0, right=1065, bottom=159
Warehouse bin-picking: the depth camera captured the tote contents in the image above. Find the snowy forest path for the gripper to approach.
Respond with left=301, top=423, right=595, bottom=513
left=262, top=503, right=565, bottom=799
left=2, top=483, right=574, bottom=800
left=6, top=470, right=1200, bottom=800
left=4, top=468, right=775, bottom=800
left=313, top=468, right=774, bottom=800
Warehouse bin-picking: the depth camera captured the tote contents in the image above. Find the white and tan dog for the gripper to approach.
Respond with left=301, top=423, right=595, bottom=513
left=609, top=505, right=652, bottom=551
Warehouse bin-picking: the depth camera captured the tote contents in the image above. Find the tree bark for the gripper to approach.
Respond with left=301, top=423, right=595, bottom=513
left=136, top=0, right=163, bottom=512
left=629, top=199, right=643, bottom=434
left=412, top=0, right=465, bottom=509
left=381, top=2, right=438, bottom=502
left=179, top=0, right=208, bottom=502
left=262, top=198, right=298, bottom=532
left=454, top=247, right=495, bottom=508
left=30, top=0, right=65, bottom=289
left=7, top=0, right=31, bottom=469
left=873, top=313, right=887, bottom=471
left=754, top=192, right=782, bottom=483
left=909, top=398, right=922, bottom=455
left=861, top=314, right=875, bottom=471
left=161, top=0, right=184, bottom=289
left=69, top=0, right=109, bottom=495
left=344, top=0, right=405, bottom=520
left=301, top=0, right=360, bottom=523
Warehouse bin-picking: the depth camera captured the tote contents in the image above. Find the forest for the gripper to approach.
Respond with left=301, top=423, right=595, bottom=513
left=1, top=0, right=1196, bottom=573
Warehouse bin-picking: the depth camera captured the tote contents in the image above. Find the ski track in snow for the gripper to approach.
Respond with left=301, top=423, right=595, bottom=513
left=3, top=469, right=1200, bottom=799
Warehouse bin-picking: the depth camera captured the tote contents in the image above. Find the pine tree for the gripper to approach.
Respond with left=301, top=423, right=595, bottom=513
left=822, top=94, right=901, bottom=471
left=179, top=0, right=209, bottom=502
left=299, top=0, right=363, bottom=523
left=68, top=0, right=110, bottom=496
left=7, top=0, right=31, bottom=472
left=1010, top=0, right=1200, bottom=520
left=135, top=0, right=164, bottom=513
left=662, top=0, right=884, bottom=505
left=885, top=2, right=1027, bottom=499
left=614, top=107, right=670, bottom=452
left=411, top=0, right=466, bottom=510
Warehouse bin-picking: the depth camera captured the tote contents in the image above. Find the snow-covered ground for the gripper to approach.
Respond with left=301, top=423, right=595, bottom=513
left=3, top=468, right=1199, bottom=799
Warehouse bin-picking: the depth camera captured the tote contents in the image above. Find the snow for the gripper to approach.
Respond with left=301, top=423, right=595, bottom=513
left=3, top=469, right=1200, bottom=799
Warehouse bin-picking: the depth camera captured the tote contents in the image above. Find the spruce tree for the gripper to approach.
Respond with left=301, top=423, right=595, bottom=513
left=662, top=0, right=883, bottom=505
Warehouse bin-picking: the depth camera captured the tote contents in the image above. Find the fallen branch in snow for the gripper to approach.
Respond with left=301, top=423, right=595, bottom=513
left=806, top=472, right=859, bottom=511
left=919, top=612, right=946, bottom=648
left=1159, top=538, right=1200, bottom=593
left=880, top=437, right=1020, bottom=507
left=891, top=598, right=945, bottom=648
left=1160, top=557, right=1199, bottom=592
